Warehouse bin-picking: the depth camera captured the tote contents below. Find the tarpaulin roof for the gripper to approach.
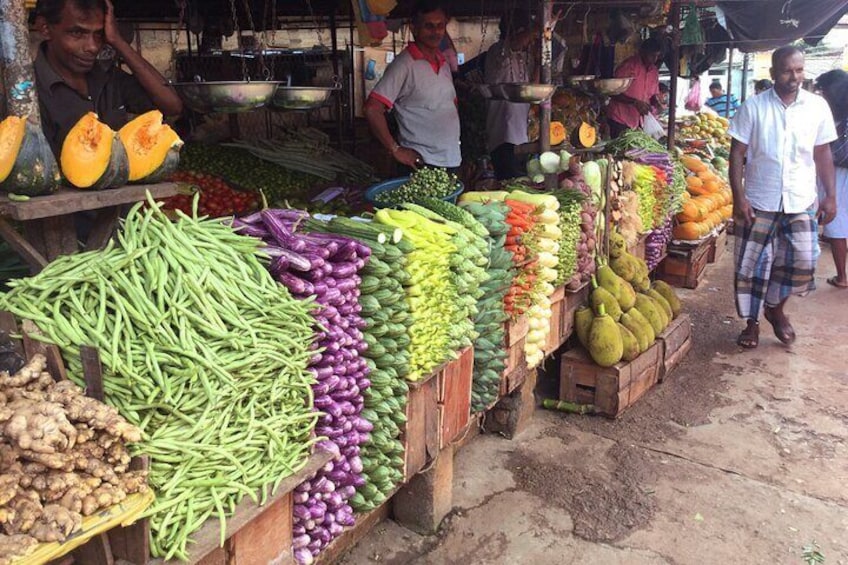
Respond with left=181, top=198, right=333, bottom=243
left=715, top=0, right=848, bottom=52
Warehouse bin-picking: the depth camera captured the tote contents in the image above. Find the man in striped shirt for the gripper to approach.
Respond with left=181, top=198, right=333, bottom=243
left=705, top=81, right=740, bottom=118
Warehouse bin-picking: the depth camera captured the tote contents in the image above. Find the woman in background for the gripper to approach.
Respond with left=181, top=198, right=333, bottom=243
left=816, top=70, right=848, bottom=288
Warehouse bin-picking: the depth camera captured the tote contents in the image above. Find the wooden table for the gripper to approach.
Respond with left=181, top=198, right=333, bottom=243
left=0, top=183, right=178, bottom=273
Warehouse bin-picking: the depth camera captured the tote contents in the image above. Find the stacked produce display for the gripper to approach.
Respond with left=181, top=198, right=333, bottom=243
left=575, top=232, right=681, bottom=368
left=0, top=200, right=319, bottom=560
left=303, top=217, right=413, bottom=514
left=678, top=112, right=731, bottom=153
left=0, top=354, right=148, bottom=561
left=673, top=155, right=733, bottom=241
left=460, top=202, right=513, bottom=411
left=231, top=211, right=371, bottom=562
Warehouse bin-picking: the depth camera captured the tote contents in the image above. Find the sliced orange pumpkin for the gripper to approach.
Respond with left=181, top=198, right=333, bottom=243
left=61, top=112, right=129, bottom=189
left=119, top=110, right=183, bottom=183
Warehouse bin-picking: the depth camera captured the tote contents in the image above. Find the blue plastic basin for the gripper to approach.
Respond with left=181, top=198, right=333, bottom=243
left=364, top=176, right=464, bottom=208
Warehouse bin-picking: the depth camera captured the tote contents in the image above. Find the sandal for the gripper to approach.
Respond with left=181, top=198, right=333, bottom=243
left=764, top=307, right=796, bottom=345
left=826, top=276, right=848, bottom=289
left=737, top=321, right=759, bottom=349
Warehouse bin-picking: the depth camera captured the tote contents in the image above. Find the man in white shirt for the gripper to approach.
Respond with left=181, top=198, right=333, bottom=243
left=728, top=46, right=837, bottom=349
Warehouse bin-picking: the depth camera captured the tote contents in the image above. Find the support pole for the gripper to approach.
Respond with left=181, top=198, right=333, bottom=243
left=666, top=1, right=681, bottom=151
left=0, top=0, right=41, bottom=122
left=740, top=52, right=749, bottom=101
left=540, top=0, right=555, bottom=189
left=0, top=0, right=60, bottom=195
left=725, top=45, right=734, bottom=118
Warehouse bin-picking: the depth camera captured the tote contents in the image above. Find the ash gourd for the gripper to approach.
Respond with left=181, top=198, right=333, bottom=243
left=233, top=210, right=371, bottom=563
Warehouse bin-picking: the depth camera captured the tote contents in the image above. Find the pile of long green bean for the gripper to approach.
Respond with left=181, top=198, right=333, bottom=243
left=0, top=197, right=320, bottom=560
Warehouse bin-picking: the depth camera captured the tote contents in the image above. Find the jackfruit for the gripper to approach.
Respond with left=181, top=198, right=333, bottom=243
left=588, top=304, right=623, bottom=367
left=646, top=288, right=673, bottom=322
left=574, top=306, right=594, bottom=348
left=632, top=275, right=651, bottom=292
left=635, top=294, right=665, bottom=335
left=597, top=264, right=623, bottom=302
left=627, top=307, right=656, bottom=343
left=618, top=323, right=640, bottom=362
left=591, top=285, right=622, bottom=321
left=609, top=231, right=626, bottom=258
left=610, top=253, right=638, bottom=281
left=647, top=293, right=669, bottom=329
left=621, top=311, right=651, bottom=352
left=617, top=280, right=637, bottom=310
left=652, top=280, right=681, bottom=318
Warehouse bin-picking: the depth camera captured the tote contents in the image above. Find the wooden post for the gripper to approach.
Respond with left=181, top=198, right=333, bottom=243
left=666, top=1, right=682, bottom=151
left=0, top=0, right=60, bottom=194
left=0, top=0, right=40, bottom=121
left=540, top=0, right=556, bottom=189
left=725, top=44, right=734, bottom=118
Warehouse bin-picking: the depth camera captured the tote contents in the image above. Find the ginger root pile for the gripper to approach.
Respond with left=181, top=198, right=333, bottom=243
left=0, top=354, right=147, bottom=561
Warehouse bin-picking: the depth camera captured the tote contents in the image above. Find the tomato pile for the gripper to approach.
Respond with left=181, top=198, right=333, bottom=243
left=166, top=171, right=259, bottom=217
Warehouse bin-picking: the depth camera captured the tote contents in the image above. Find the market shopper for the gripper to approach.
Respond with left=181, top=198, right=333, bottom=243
left=728, top=46, right=837, bottom=349
left=816, top=70, right=848, bottom=288
left=705, top=81, right=740, bottom=118
left=605, top=37, right=663, bottom=139
left=33, top=0, right=183, bottom=156
left=484, top=9, right=536, bottom=180
left=364, top=1, right=461, bottom=172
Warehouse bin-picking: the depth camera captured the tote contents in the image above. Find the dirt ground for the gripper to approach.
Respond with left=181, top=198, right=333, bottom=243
left=341, top=242, right=848, bottom=565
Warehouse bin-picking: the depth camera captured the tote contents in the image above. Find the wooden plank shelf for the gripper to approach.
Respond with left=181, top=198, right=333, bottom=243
left=0, top=183, right=178, bottom=221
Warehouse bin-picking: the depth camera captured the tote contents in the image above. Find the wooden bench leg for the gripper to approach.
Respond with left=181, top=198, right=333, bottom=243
left=392, top=445, right=454, bottom=535
left=486, top=366, right=538, bottom=439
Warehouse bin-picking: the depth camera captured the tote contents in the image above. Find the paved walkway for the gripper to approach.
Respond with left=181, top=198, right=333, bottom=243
left=343, top=244, right=848, bottom=565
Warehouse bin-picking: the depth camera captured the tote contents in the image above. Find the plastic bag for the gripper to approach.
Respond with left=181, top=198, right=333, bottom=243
left=641, top=113, right=665, bottom=140
left=685, top=77, right=702, bottom=111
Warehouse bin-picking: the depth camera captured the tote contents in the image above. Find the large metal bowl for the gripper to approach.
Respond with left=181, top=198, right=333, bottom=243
left=172, top=81, right=279, bottom=113
left=593, top=78, right=634, bottom=96
left=491, top=83, right=557, bottom=104
left=271, top=86, right=338, bottom=110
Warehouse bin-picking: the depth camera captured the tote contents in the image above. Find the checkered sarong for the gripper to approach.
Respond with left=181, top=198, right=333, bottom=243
left=734, top=208, right=819, bottom=320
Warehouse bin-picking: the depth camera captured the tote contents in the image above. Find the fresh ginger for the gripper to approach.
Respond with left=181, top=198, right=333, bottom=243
left=0, top=533, right=38, bottom=565
left=27, top=504, right=81, bottom=542
left=81, top=483, right=127, bottom=516
left=2, top=399, right=77, bottom=454
left=0, top=355, right=47, bottom=390
left=45, top=381, right=142, bottom=442
left=0, top=472, right=20, bottom=506
left=2, top=489, right=41, bottom=535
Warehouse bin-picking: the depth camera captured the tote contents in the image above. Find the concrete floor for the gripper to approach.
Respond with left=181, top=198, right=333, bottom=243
left=342, top=243, right=848, bottom=565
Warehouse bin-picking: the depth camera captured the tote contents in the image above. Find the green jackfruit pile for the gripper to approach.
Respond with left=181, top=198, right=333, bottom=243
left=575, top=232, right=681, bottom=367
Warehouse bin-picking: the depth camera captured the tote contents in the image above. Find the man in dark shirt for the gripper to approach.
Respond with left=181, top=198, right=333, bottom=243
left=33, top=0, right=183, bottom=156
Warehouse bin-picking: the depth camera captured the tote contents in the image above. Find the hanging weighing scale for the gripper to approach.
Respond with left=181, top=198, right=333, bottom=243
left=171, top=0, right=280, bottom=113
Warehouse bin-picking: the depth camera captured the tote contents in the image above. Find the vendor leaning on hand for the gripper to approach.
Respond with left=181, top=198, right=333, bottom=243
left=605, top=37, right=663, bottom=139
left=364, top=0, right=461, bottom=173
left=33, top=0, right=183, bottom=156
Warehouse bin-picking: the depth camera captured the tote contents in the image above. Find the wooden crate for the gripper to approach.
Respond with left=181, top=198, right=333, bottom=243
left=226, top=493, right=294, bottom=565
left=402, top=370, right=441, bottom=481
left=707, top=227, right=728, bottom=264
left=438, top=347, right=474, bottom=448
left=657, top=313, right=693, bottom=381
left=559, top=342, right=662, bottom=418
left=313, top=497, right=393, bottom=565
left=500, top=337, right=527, bottom=395
left=561, top=281, right=590, bottom=342
left=655, top=239, right=711, bottom=289
left=544, top=286, right=566, bottom=355
left=504, top=315, right=529, bottom=347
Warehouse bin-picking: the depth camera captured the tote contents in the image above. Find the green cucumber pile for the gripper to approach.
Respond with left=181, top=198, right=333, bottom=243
left=0, top=199, right=318, bottom=560
left=460, top=202, right=514, bottom=411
